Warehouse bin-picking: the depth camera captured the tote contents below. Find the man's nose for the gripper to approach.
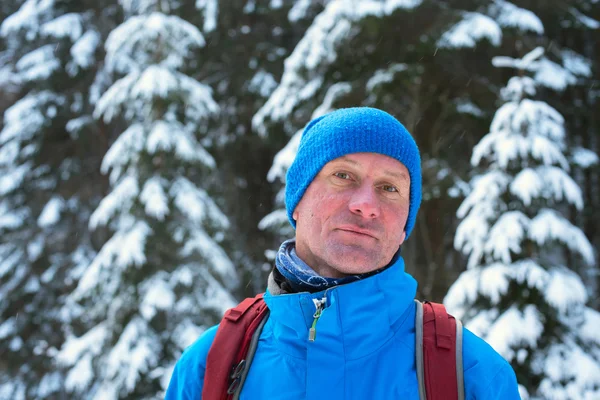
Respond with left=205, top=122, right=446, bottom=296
left=348, top=184, right=380, bottom=218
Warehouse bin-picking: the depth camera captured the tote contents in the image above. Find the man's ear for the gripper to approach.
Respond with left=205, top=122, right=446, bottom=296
left=292, top=209, right=299, bottom=221
left=398, top=230, right=407, bottom=246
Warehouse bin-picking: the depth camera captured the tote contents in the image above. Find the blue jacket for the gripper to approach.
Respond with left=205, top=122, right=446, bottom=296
left=166, top=257, right=520, bottom=399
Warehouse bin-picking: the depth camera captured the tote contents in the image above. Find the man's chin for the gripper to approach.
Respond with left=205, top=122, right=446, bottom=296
left=323, top=247, right=382, bottom=275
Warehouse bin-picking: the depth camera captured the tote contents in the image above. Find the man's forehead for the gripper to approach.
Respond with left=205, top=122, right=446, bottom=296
left=326, top=153, right=410, bottom=180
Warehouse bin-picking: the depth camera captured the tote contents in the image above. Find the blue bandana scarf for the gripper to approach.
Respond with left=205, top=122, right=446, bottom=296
left=275, top=239, right=390, bottom=292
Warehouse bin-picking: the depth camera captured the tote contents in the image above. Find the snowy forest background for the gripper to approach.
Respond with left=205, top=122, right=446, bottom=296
left=0, top=0, right=598, bottom=399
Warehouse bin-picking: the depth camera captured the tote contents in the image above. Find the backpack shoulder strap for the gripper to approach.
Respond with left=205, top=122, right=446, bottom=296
left=202, top=293, right=269, bottom=400
left=415, top=300, right=464, bottom=400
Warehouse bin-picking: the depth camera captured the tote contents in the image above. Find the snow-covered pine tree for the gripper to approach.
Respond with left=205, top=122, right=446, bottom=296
left=57, top=1, right=238, bottom=398
left=179, top=0, right=310, bottom=295
left=535, top=0, right=600, bottom=308
left=445, top=47, right=599, bottom=399
left=0, top=0, right=108, bottom=398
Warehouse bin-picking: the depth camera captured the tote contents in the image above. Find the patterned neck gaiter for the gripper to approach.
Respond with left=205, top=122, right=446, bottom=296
left=275, top=239, right=396, bottom=293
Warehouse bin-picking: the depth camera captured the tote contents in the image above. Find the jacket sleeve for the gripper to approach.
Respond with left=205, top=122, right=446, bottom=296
left=461, top=328, right=521, bottom=399
left=165, top=325, right=219, bottom=400
left=478, top=363, right=522, bottom=400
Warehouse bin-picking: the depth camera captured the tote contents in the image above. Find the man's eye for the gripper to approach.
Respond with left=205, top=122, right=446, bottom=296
left=334, top=172, right=350, bottom=180
left=382, top=185, right=398, bottom=193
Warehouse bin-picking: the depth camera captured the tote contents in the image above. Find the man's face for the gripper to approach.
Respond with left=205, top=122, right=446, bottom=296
left=293, top=152, right=410, bottom=278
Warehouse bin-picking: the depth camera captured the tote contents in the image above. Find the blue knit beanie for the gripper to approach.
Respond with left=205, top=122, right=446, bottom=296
left=286, top=107, right=422, bottom=239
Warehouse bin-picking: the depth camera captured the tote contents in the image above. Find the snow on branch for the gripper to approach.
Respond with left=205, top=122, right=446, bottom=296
left=288, top=0, right=313, bottom=22
left=0, top=201, right=27, bottom=231
left=58, top=323, right=108, bottom=367
left=455, top=211, right=489, bottom=268
left=568, top=7, right=600, bottom=29
left=195, top=267, right=238, bottom=309
left=0, top=0, right=55, bottom=37
left=37, top=196, right=65, bottom=228
left=534, top=58, right=577, bottom=91
left=100, top=124, right=144, bottom=184
left=196, top=0, right=218, bottom=33
left=483, top=211, right=529, bottom=264
left=437, top=12, right=501, bottom=49
left=0, top=158, right=28, bottom=197
left=490, top=0, right=544, bottom=34
left=510, top=168, right=542, bottom=206
left=40, top=13, right=83, bottom=41
left=366, top=64, right=408, bottom=92
left=473, top=99, right=566, bottom=169
left=456, top=170, right=509, bottom=219
left=529, top=209, right=594, bottom=265
left=544, top=267, right=587, bottom=313
left=537, top=166, right=582, bottom=208
left=313, top=82, right=353, bottom=117
left=267, top=131, right=302, bottom=184
left=510, top=166, right=582, bottom=209
left=446, top=262, right=553, bottom=345
left=445, top=260, right=550, bottom=320
left=455, top=171, right=510, bottom=267
left=139, top=272, right=175, bottom=320
left=171, top=177, right=229, bottom=231
left=140, top=176, right=170, bottom=221
left=581, top=309, right=600, bottom=344
left=74, top=218, right=151, bottom=300
left=1, top=91, right=63, bottom=145
left=248, top=70, right=278, bottom=98
left=0, top=243, right=25, bottom=279
left=500, top=76, right=536, bottom=101
left=90, top=175, right=139, bottom=229
left=94, top=66, right=218, bottom=124
left=58, top=323, right=108, bottom=392
left=145, top=120, right=216, bottom=167
left=561, top=49, right=593, bottom=78
left=538, top=341, right=600, bottom=399
left=571, top=147, right=599, bottom=168
left=15, top=45, right=60, bottom=82
left=105, top=12, right=206, bottom=73
left=180, top=230, right=237, bottom=284
left=258, top=209, right=289, bottom=232
left=486, top=305, right=543, bottom=362
left=69, top=30, right=101, bottom=71
left=104, top=317, right=160, bottom=395
left=492, top=46, right=544, bottom=70
left=493, top=47, right=581, bottom=91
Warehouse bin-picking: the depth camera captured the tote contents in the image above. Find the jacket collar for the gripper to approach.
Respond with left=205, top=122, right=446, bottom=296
left=263, top=256, right=417, bottom=360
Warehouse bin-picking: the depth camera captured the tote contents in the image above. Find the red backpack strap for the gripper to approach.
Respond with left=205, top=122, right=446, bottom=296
left=202, top=293, right=269, bottom=400
left=415, top=300, right=464, bottom=400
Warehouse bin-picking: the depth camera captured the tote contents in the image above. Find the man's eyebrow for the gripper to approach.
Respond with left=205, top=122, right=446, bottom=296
left=334, top=156, right=359, bottom=166
left=382, top=170, right=409, bottom=181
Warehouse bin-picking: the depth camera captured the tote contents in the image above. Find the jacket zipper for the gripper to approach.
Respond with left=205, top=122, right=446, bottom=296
left=308, top=296, right=327, bottom=342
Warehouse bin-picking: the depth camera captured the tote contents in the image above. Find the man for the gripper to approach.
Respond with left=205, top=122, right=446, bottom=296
left=166, top=107, right=520, bottom=399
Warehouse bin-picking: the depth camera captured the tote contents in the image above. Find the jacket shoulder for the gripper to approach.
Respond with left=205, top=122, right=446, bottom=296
left=165, top=324, right=219, bottom=400
left=461, top=327, right=521, bottom=399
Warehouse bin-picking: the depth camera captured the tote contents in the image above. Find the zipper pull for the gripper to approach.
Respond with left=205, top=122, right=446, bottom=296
left=308, top=296, right=327, bottom=342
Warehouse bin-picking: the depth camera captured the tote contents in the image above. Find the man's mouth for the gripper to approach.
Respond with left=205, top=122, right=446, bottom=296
left=336, top=226, right=378, bottom=239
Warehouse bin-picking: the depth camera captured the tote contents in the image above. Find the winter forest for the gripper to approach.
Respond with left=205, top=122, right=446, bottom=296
left=0, top=0, right=598, bottom=399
